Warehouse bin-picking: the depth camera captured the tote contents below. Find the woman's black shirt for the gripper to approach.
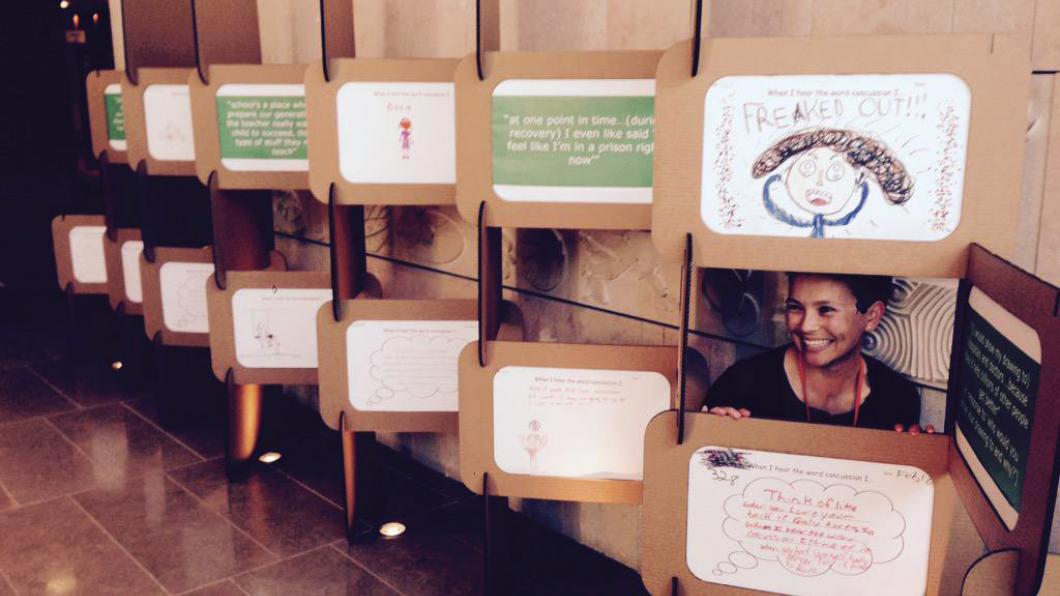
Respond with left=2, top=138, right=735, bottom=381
left=704, top=346, right=921, bottom=430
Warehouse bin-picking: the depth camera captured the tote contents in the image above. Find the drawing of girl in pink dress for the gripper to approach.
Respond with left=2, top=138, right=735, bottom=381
left=399, top=118, right=412, bottom=160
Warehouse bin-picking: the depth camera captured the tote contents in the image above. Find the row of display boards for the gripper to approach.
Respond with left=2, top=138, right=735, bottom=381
left=51, top=1, right=1058, bottom=594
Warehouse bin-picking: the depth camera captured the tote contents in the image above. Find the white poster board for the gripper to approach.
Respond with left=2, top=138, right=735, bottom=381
left=686, top=447, right=934, bottom=595
left=231, top=288, right=331, bottom=368
left=120, top=240, right=144, bottom=303
left=336, top=82, right=457, bottom=184
left=701, top=74, right=970, bottom=241
left=346, top=320, right=477, bottom=411
left=492, top=367, right=670, bottom=480
left=143, top=84, right=196, bottom=161
left=159, top=262, right=213, bottom=333
left=69, top=226, right=108, bottom=284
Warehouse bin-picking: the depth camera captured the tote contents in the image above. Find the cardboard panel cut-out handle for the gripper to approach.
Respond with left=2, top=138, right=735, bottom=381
left=191, top=0, right=262, bottom=84
left=122, top=0, right=197, bottom=85
left=477, top=201, right=502, bottom=367
left=319, top=0, right=356, bottom=81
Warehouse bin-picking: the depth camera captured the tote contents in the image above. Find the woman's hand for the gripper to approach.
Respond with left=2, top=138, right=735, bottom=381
left=705, top=406, right=752, bottom=420
left=893, top=423, right=936, bottom=435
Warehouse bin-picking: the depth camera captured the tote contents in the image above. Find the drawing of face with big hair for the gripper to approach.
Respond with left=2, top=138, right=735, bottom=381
left=752, top=128, right=914, bottom=239
left=784, top=147, right=864, bottom=216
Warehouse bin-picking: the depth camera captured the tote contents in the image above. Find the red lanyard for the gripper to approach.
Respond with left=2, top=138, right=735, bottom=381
left=796, top=352, right=864, bottom=427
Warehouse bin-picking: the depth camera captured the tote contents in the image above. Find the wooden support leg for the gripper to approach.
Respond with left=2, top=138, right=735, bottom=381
left=341, top=420, right=357, bottom=543
left=483, top=473, right=511, bottom=595
left=226, top=380, right=263, bottom=479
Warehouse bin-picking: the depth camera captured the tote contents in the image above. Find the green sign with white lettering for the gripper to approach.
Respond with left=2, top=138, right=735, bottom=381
left=105, top=91, right=125, bottom=142
left=492, top=96, right=655, bottom=188
left=216, top=95, right=308, bottom=160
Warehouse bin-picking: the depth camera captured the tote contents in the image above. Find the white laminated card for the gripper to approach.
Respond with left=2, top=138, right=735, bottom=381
left=159, top=262, right=213, bottom=333
left=686, top=447, right=934, bottom=595
left=346, top=320, right=477, bottom=411
left=493, top=366, right=670, bottom=480
left=232, top=288, right=331, bottom=368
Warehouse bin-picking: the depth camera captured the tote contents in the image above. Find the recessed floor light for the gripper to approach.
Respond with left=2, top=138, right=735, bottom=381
left=379, top=522, right=406, bottom=538
left=258, top=452, right=282, bottom=464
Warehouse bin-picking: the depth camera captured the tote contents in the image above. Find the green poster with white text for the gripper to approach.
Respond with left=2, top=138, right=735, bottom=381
left=215, top=84, right=308, bottom=171
left=490, top=79, right=655, bottom=203
left=103, top=83, right=126, bottom=151
left=105, top=93, right=125, bottom=142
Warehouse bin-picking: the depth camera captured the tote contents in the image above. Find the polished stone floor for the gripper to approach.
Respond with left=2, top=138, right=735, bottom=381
left=0, top=292, right=646, bottom=595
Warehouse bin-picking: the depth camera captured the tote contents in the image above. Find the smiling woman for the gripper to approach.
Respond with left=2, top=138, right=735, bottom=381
left=703, top=273, right=924, bottom=432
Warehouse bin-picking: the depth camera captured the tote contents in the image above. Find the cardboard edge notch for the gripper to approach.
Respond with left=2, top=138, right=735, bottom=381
left=961, top=549, right=1019, bottom=595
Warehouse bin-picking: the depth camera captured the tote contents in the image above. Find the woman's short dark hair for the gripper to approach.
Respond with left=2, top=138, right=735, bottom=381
left=787, top=272, right=895, bottom=313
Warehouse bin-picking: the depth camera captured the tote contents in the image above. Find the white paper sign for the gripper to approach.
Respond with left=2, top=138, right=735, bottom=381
left=687, top=448, right=934, bottom=595
left=159, top=262, right=213, bottom=333
left=493, top=367, right=670, bottom=480
left=232, top=288, right=331, bottom=368
left=346, top=320, right=477, bottom=411
left=120, top=240, right=144, bottom=303
left=69, top=226, right=107, bottom=283
left=143, top=84, right=196, bottom=161
left=701, top=74, right=970, bottom=241
left=337, top=82, right=457, bottom=184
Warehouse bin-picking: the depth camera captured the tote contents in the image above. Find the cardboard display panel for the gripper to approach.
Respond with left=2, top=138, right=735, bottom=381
left=103, top=228, right=144, bottom=315
left=458, top=340, right=678, bottom=504
left=652, top=35, right=1030, bottom=277
left=120, top=0, right=196, bottom=83
left=206, top=270, right=330, bottom=384
left=140, top=246, right=284, bottom=347
left=122, top=68, right=199, bottom=177
left=86, top=70, right=128, bottom=163
left=639, top=412, right=984, bottom=596
left=190, top=64, right=310, bottom=190
left=454, top=50, right=661, bottom=230
left=305, top=58, right=461, bottom=206
left=317, top=299, right=521, bottom=432
left=51, top=215, right=109, bottom=295
left=946, top=244, right=1060, bottom=596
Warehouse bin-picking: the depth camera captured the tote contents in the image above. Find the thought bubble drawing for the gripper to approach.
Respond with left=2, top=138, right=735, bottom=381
left=366, top=334, right=468, bottom=405
left=718, top=478, right=906, bottom=578
left=175, top=271, right=209, bottom=329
